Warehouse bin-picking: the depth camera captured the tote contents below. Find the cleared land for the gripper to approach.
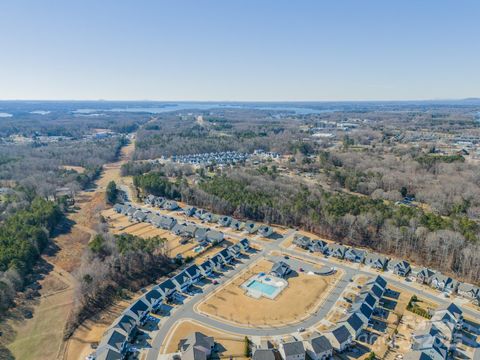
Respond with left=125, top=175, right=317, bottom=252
left=163, top=319, right=247, bottom=359
left=197, top=259, right=338, bottom=327
left=5, top=141, right=135, bottom=360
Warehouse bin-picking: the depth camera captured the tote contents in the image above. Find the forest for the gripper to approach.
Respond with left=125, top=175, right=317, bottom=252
left=0, top=197, right=63, bottom=313
left=64, top=232, right=173, bottom=337
left=135, top=170, right=480, bottom=285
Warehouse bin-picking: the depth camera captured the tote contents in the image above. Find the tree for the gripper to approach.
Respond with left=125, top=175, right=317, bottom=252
left=106, top=181, right=118, bottom=205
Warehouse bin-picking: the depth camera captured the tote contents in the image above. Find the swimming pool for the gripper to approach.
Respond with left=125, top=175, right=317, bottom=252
left=246, top=280, right=278, bottom=296
left=194, top=246, right=204, bottom=253
left=241, top=273, right=288, bottom=299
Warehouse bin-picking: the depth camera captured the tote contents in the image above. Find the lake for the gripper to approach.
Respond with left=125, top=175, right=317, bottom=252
left=73, top=103, right=335, bottom=115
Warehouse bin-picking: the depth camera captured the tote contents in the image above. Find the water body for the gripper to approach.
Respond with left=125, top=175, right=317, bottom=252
left=74, top=103, right=335, bottom=115
left=30, top=110, right=51, bottom=115
left=0, top=112, right=13, bottom=118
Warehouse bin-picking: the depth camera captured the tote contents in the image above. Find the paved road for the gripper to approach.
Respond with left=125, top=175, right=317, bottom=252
left=119, top=207, right=479, bottom=360
left=146, top=238, right=355, bottom=360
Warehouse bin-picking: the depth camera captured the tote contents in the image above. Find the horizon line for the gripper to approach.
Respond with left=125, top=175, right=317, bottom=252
left=0, top=97, right=479, bottom=103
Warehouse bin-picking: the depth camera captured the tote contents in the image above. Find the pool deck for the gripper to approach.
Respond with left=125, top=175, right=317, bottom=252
left=241, top=273, right=287, bottom=299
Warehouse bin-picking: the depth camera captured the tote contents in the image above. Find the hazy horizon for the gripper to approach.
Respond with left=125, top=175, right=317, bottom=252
left=1, top=0, right=479, bottom=100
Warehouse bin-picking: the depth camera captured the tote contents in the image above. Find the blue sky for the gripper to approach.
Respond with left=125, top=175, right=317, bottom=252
left=0, top=0, right=478, bottom=101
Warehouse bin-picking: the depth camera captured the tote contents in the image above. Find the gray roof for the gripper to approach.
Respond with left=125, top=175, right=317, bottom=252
left=95, top=346, right=123, bottom=360
left=342, top=312, right=365, bottom=331
left=173, top=270, right=191, bottom=286
left=128, top=298, right=149, bottom=317
left=185, top=264, right=201, bottom=278
left=309, top=335, right=332, bottom=354
left=282, top=341, right=305, bottom=356
left=99, top=328, right=126, bottom=353
left=253, top=349, right=278, bottom=360
left=110, top=314, right=137, bottom=335
left=330, top=325, right=351, bottom=343
left=158, top=279, right=176, bottom=294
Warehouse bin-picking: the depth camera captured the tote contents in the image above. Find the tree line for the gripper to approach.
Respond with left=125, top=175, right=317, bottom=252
left=64, top=232, right=174, bottom=338
left=0, top=197, right=63, bottom=314
left=135, top=171, right=480, bottom=285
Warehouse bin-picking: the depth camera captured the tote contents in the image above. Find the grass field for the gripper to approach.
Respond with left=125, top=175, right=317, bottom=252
left=5, top=141, right=136, bottom=360
left=162, top=319, right=248, bottom=359
left=197, top=259, right=339, bottom=327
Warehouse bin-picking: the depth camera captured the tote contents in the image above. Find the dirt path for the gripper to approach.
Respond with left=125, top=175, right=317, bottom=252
left=5, top=139, right=135, bottom=360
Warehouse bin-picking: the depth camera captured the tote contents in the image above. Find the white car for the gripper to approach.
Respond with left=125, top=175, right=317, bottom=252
left=297, top=327, right=305, bottom=332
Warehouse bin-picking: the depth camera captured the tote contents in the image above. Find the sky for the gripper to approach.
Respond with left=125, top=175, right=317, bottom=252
left=0, top=0, right=479, bottom=101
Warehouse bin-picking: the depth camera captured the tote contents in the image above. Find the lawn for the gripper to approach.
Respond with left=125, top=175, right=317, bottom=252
left=197, top=259, right=339, bottom=327
left=162, top=320, right=248, bottom=359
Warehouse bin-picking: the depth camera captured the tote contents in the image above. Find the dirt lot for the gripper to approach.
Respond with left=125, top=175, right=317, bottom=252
left=197, top=259, right=339, bottom=327
left=162, top=319, right=247, bottom=359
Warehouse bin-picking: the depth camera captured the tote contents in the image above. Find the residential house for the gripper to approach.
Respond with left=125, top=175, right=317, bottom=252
left=132, top=209, right=147, bottom=222
left=126, top=206, right=136, bottom=218
left=279, top=341, right=305, bottom=360
left=364, top=253, right=389, bottom=270
left=194, top=228, right=208, bottom=242
left=228, top=244, right=242, bottom=258
left=430, top=274, right=459, bottom=294
left=245, top=221, right=257, bottom=234
left=198, top=260, right=213, bottom=277
left=194, top=209, right=208, bottom=219
left=141, top=288, right=163, bottom=311
left=179, top=332, right=215, bottom=360
left=410, top=336, right=448, bottom=360
left=327, top=244, right=347, bottom=259
left=389, top=260, right=412, bottom=277
left=206, top=229, right=224, bottom=244
left=304, top=334, right=333, bottom=360
left=360, top=281, right=385, bottom=302
left=350, top=302, right=373, bottom=323
left=230, top=219, right=243, bottom=231
left=96, top=328, right=128, bottom=359
left=163, top=200, right=179, bottom=211
left=184, top=206, right=197, bottom=217
left=95, top=344, right=123, bottom=360
left=124, top=299, right=150, bottom=324
left=344, top=248, right=366, bottom=263
left=270, top=261, right=292, bottom=278
left=209, top=254, right=224, bottom=270
left=159, top=215, right=177, bottom=230
left=325, top=325, right=353, bottom=352
left=184, top=224, right=198, bottom=238
left=109, top=314, right=137, bottom=341
left=416, top=268, right=436, bottom=285
left=457, top=283, right=480, bottom=303
left=354, top=292, right=377, bottom=310
left=185, top=264, right=202, bottom=283
left=201, top=212, right=214, bottom=222
left=172, top=223, right=187, bottom=236
left=239, top=238, right=250, bottom=251
left=258, top=225, right=274, bottom=238
left=310, top=240, right=328, bottom=254
left=293, top=235, right=312, bottom=249
left=218, top=216, right=232, bottom=227
left=252, top=349, right=280, bottom=360
left=338, top=313, right=366, bottom=338
left=144, top=194, right=156, bottom=205
left=218, top=248, right=233, bottom=264
left=172, top=271, right=194, bottom=292
left=158, top=279, right=177, bottom=298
